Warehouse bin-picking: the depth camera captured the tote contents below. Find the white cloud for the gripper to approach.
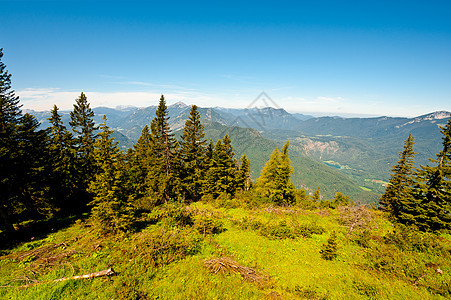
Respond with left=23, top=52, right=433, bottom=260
left=17, top=88, right=220, bottom=111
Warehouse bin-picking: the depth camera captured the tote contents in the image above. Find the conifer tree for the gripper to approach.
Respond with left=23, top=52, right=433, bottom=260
left=0, top=48, right=22, bottom=233
left=0, top=49, right=51, bottom=232
left=88, top=115, right=134, bottom=234
left=128, top=125, right=154, bottom=199
left=312, top=186, right=322, bottom=202
left=204, top=135, right=238, bottom=198
left=411, top=119, right=451, bottom=231
left=320, top=232, right=338, bottom=260
left=179, top=105, right=207, bottom=201
left=379, top=133, right=417, bottom=222
left=147, top=95, right=179, bottom=203
left=236, top=154, right=252, bottom=191
left=256, top=141, right=295, bottom=204
left=70, top=92, right=98, bottom=190
left=47, top=105, right=77, bottom=213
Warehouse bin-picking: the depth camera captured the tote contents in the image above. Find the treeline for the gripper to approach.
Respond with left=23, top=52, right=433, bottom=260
left=1, top=49, right=352, bottom=236
left=380, top=122, right=451, bottom=232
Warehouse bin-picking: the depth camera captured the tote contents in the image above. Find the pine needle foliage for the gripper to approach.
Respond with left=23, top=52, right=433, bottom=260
left=255, top=141, right=295, bottom=205
left=88, top=115, right=134, bottom=234
left=379, top=133, right=417, bottom=222
left=179, top=105, right=207, bottom=202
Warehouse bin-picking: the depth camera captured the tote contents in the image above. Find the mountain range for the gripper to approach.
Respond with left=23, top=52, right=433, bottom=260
left=25, top=104, right=450, bottom=204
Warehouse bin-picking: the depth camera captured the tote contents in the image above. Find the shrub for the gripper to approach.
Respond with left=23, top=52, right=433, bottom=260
left=320, top=232, right=338, bottom=260
left=193, top=214, right=225, bottom=236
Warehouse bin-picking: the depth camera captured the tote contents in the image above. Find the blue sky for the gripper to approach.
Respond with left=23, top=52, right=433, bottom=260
left=1, top=0, right=450, bottom=117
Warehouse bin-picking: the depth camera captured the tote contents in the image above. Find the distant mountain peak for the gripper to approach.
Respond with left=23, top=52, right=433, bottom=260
left=416, top=111, right=450, bottom=121
left=171, top=101, right=188, bottom=108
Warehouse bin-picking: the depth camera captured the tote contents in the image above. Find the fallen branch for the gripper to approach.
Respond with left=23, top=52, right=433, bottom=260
left=1, top=268, right=115, bottom=289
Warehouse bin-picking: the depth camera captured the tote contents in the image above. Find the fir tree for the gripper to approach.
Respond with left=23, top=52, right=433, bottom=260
left=236, top=154, right=252, bottom=191
left=88, top=115, right=134, bottom=234
left=256, top=141, right=295, bottom=205
left=47, top=105, right=77, bottom=213
left=179, top=105, right=207, bottom=201
left=0, top=49, right=51, bottom=232
left=70, top=92, right=97, bottom=180
left=320, top=232, right=338, bottom=260
left=147, top=95, right=179, bottom=203
left=204, top=135, right=238, bottom=198
left=379, top=133, right=417, bottom=222
left=128, top=125, right=154, bottom=199
left=411, top=119, right=451, bottom=231
left=312, top=186, right=321, bottom=203
left=0, top=48, right=22, bottom=233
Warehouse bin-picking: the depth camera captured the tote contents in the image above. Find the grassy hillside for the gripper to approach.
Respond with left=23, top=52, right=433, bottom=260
left=1, top=201, right=450, bottom=299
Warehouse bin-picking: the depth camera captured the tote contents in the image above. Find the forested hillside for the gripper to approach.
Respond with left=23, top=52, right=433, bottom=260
left=2, top=48, right=451, bottom=299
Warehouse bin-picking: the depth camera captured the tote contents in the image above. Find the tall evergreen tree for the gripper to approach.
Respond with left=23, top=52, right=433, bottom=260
left=411, top=119, right=451, bottom=231
left=88, top=115, right=134, bottom=234
left=128, top=125, right=154, bottom=199
left=69, top=92, right=98, bottom=190
left=0, top=49, right=51, bottom=232
left=379, top=133, right=417, bottom=222
left=179, top=105, right=207, bottom=201
left=147, top=95, right=179, bottom=203
left=0, top=48, right=22, bottom=233
left=47, top=105, right=77, bottom=213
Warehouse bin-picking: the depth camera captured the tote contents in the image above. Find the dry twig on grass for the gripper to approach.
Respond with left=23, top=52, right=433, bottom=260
left=204, top=257, right=270, bottom=285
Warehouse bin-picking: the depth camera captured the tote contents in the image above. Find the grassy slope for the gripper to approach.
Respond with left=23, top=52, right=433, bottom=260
left=1, top=202, right=449, bottom=299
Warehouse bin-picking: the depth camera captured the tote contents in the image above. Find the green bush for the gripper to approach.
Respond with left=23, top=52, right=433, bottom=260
left=193, top=214, right=225, bottom=235
left=320, top=232, right=338, bottom=260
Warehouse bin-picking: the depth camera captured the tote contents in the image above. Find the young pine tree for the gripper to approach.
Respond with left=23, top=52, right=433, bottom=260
left=379, top=133, right=417, bottom=223
left=256, top=141, right=295, bottom=205
left=204, top=135, right=238, bottom=198
left=179, top=105, right=207, bottom=201
left=320, top=232, right=338, bottom=260
left=88, top=115, right=134, bottom=234
left=236, top=154, right=252, bottom=192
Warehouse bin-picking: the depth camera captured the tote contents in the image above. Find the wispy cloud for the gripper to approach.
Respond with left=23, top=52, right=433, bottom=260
left=16, top=88, right=219, bottom=111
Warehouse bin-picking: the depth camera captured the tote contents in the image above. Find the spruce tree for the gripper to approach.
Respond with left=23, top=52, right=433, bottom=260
left=128, top=125, right=154, bottom=199
left=147, top=95, right=179, bottom=203
left=412, top=119, right=451, bottom=231
left=69, top=92, right=98, bottom=190
left=88, top=115, right=134, bottom=234
left=256, top=141, right=295, bottom=205
left=0, top=48, right=22, bottom=233
left=204, top=135, right=238, bottom=198
left=379, top=133, right=417, bottom=222
left=0, top=49, right=51, bottom=232
left=236, top=154, right=252, bottom=191
left=179, top=105, right=207, bottom=201
left=47, top=105, right=77, bottom=213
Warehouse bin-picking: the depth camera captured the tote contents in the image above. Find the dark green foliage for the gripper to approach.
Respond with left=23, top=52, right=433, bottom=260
left=147, top=95, right=179, bottom=203
left=204, top=135, right=238, bottom=198
left=236, top=154, right=252, bottom=192
left=410, top=118, right=451, bottom=232
left=179, top=105, right=207, bottom=202
left=320, top=232, right=338, bottom=260
left=69, top=92, right=98, bottom=186
left=379, top=133, right=417, bottom=222
left=255, top=141, right=296, bottom=205
left=0, top=48, right=52, bottom=233
left=147, top=202, right=194, bottom=227
left=47, top=105, right=77, bottom=214
left=88, top=115, right=134, bottom=234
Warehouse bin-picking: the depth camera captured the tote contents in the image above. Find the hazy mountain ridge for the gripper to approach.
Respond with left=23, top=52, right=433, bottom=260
left=28, top=103, right=450, bottom=199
